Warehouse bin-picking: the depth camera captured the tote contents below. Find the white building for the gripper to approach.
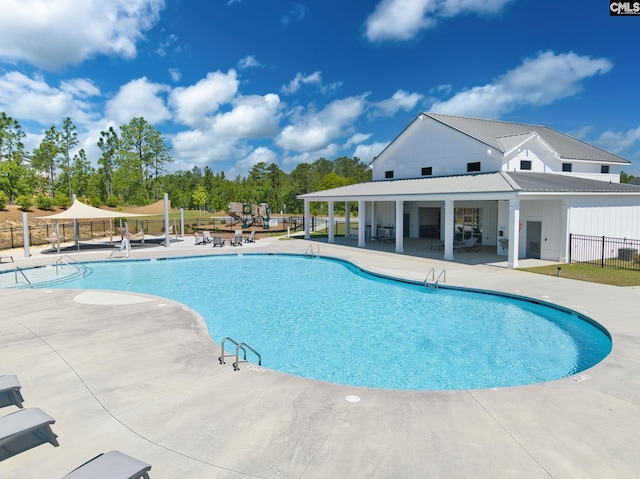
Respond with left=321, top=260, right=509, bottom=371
left=298, top=113, right=640, bottom=268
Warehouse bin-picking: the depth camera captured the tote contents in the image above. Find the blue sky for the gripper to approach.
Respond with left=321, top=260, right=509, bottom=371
left=0, top=0, right=638, bottom=177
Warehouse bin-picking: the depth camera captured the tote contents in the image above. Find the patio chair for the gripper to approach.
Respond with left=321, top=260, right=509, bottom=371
left=0, top=407, right=59, bottom=461
left=202, top=231, right=213, bottom=244
left=212, top=234, right=225, bottom=247
left=0, top=375, right=24, bottom=409
left=194, top=232, right=206, bottom=245
left=229, top=233, right=243, bottom=247
left=244, top=230, right=256, bottom=243
left=61, top=450, right=152, bottom=479
left=453, top=237, right=480, bottom=252
left=109, top=238, right=130, bottom=258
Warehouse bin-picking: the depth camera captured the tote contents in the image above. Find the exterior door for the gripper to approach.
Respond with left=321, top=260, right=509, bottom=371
left=403, top=213, right=410, bottom=237
left=526, top=221, right=541, bottom=259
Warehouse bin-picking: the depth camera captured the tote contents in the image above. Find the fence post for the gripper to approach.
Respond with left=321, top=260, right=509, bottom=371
left=568, top=233, right=572, bottom=263
left=601, top=236, right=605, bottom=268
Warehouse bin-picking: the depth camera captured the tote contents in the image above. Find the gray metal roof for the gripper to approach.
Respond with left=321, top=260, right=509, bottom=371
left=426, top=113, right=630, bottom=164
left=298, top=172, right=640, bottom=200
left=299, top=172, right=515, bottom=199
left=505, top=172, right=640, bottom=193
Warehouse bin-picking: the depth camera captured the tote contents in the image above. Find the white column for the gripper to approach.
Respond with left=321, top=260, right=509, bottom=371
left=22, top=212, right=30, bottom=258
left=304, top=200, right=310, bottom=239
left=370, top=201, right=375, bottom=241
left=180, top=208, right=185, bottom=239
left=395, top=200, right=404, bottom=253
left=163, top=193, right=170, bottom=248
left=345, top=202, right=351, bottom=238
left=508, top=198, right=520, bottom=269
left=560, top=199, right=570, bottom=263
left=443, top=200, right=454, bottom=261
left=328, top=201, right=335, bottom=243
left=358, top=200, right=365, bottom=248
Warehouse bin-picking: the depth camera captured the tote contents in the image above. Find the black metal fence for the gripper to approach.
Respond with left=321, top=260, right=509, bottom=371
left=569, top=234, right=640, bottom=271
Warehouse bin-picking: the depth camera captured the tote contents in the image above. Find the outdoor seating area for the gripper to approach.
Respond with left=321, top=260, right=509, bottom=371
left=0, top=374, right=151, bottom=476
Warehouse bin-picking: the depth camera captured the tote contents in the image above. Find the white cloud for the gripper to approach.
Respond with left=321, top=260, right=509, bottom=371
left=169, top=68, right=182, bottom=82
left=105, top=77, right=171, bottom=125
left=0, top=0, right=165, bottom=70
left=282, top=144, right=342, bottom=170
left=353, top=141, right=389, bottom=163
left=281, top=71, right=341, bottom=96
left=211, top=93, right=283, bottom=138
left=364, top=0, right=513, bottom=42
left=344, top=133, right=372, bottom=148
left=430, top=51, right=613, bottom=118
left=595, top=126, right=640, bottom=155
left=238, top=55, right=262, bottom=70
left=228, top=146, right=278, bottom=178
left=170, top=70, right=239, bottom=128
left=156, top=34, right=178, bottom=57
left=0, top=71, right=99, bottom=126
left=281, top=4, right=309, bottom=26
left=276, top=95, right=368, bottom=152
left=171, top=129, right=246, bottom=167
left=370, top=90, right=424, bottom=118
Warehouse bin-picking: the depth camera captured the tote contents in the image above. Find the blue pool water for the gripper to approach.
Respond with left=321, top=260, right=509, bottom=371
left=4, top=255, right=611, bottom=390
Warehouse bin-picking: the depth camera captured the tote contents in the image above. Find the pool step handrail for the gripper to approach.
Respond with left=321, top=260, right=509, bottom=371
left=55, top=255, right=88, bottom=277
left=425, top=268, right=446, bottom=291
left=233, top=342, right=262, bottom=371
left=304, top=244, right=319, bottom=258
left=13, top=266, right=31, bottom=286
left=218, top=337, right=247, bottom=365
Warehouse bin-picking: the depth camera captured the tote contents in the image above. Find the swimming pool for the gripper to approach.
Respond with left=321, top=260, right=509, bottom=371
left=3, top=254, right=611, bottom=390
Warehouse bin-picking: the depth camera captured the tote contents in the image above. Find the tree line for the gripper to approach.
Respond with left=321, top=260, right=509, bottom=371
left=0, top=112, right=372, bottom=215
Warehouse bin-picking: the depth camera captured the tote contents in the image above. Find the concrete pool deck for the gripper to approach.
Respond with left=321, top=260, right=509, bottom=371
left=1, top=236, right=639, bottom=478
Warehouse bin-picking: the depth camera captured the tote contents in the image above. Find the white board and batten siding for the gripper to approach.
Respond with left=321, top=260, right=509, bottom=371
left=372, top=119, right=503, bottom=181
left=569, top=196, right=640, bottom=240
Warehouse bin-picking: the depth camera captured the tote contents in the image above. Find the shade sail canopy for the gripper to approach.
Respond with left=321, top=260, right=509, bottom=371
left=40, top=200, right=148, bottom=220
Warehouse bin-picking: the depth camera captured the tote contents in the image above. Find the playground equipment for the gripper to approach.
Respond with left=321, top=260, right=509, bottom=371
left=227, top=202, right=271, bottom=229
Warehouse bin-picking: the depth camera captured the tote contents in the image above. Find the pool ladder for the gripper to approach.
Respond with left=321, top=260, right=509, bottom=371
left=218, top=337, right=262, bottom=371
left=305, top=244, right=319, bottom=258
left=424, top=268, right=446, bottom=291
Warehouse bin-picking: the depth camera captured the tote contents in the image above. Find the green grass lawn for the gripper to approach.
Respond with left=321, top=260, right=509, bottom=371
left=518, top=263, right=640, bottom=286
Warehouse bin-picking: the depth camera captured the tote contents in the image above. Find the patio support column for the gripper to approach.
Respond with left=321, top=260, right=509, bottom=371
left=395, top=200, right=404, bottom=253
left=304, top=200, right=311, bottom=239
left=560, top=199, right=570, bottom=263
left=358, top=200, right=365, bottom=248
left=369, top=201, right=375, bottom=241
left=508, top=197, right=520, bottom=269
left=328, top=201, right=335, bottom=243
left=345, top=202, right=351, bottom=238
left=443, top=200, right=454, bottom=261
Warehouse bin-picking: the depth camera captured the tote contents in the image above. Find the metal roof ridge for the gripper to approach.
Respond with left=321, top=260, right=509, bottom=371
left=501, top=171, right=522, bottom=190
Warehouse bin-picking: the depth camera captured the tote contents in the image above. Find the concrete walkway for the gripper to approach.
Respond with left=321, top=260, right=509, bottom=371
left=1, top=235, right=639, bottom=478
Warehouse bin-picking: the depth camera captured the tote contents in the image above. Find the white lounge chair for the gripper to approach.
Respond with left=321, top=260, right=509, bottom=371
left=0, top=407, right=58, bottom=460
left=202, top=231, right=213, bottom=244
left=453, top=237, right=480, bottom=252
left=229, top=233, right=243, bottom=246
left=110, top=238, right=130, bottom=258
left=212, top=234, right=225, bottom=247
left=244, top=230, right=256, bottom=243
left=0, top=375, right=24, bottom=409
left=62, top=450, right=152, bottom=479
